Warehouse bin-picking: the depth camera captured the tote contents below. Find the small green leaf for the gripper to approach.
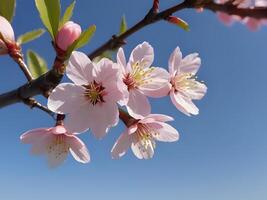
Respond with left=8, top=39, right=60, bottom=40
left=17, top=29, right=45, bottom=45
left=0, top=0, right=16, bottom=22
left=59, top=1, right=75, bottom=28
left=35, top=0, right=61, bottom=39
left=27, top=50, right=48, bottom=79
left=119, top=15, right=127, bottom=35
left=66, top=25, right=96, bottom=57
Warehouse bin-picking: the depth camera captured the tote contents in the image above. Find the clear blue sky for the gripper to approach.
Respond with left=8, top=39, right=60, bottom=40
left=0, top=0, right=267, bottom=199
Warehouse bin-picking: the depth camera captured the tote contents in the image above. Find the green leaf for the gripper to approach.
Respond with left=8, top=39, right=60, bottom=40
left=66, top=25, right=96, bottom=57
left=17, top=29, right=45, bottom=45
left=27, top=50, right=48, bottom=79
left=0, top=0, right=16, bottom=22
left=59, top=1, right=75, bottom=28
left=35, top=0, right=61, bottom=39
left=119, top=15, right=127, bottom=35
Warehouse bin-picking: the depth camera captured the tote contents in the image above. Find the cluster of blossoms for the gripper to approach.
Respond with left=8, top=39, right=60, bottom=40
left=21, top=41, right=207, bottom=167
left=216, top=0, right=267, bottom=30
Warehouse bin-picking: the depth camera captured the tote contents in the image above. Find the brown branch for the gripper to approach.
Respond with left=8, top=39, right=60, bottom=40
left=23, top=98, right=55, bottom=118
left=202, top=2, right=267, bottom=19
left=88, top=1, right=189, bottom=59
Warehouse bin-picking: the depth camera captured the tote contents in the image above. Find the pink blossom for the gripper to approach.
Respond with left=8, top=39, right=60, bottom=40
left=0, top=16, right=15, bottom=55
left=48, top=51, right=125, bottom=138
left=55, top=21, right=81, bottom=51
left=216, top=0, right=267, bottom=30
left=117, top=42, right=170, bottom=118
left=167, top=47, right=207, bottom=116
left=20, top=125, right=90, bottom=168
left=111, top=113, right=179, bottom=159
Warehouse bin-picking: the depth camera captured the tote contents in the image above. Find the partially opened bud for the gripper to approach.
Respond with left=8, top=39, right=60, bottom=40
left=55, top=21, right=81, bottom=51
left=0, top=16, right=15, bottom=55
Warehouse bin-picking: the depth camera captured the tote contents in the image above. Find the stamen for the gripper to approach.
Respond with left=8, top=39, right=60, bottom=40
left=83, top=80, right=106, bottom=105
left=123, top=62, right=155, bottom=90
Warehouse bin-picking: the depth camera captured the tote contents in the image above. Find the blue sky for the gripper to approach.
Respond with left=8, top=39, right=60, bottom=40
left=0, top=0, right=267, bottom=199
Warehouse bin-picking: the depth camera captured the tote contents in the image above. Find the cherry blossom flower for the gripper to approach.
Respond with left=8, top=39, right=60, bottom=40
left=167, top=47, right=207, bottom=116
left=111, top=113, right=179, bottom=159
left=0, top=16, right=15, bottom=55
left=55, top=21, right=81, bottom=51
left=117, top=42, right=170, bottom=118
left=48, top=51, right=125, bottom=138
left=20, top=125, right=90, bottom=168
left=216, top=0, right=267, bottom=30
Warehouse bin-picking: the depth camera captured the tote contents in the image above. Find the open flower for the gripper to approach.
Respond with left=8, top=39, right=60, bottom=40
left=48, top=51, right=125, bottom=138
left=168, top=47, right=207, bottom=116
left=20, top=125, right=90, bottom=168
left=111, top=114, right=179, bottom=159
left=117, top=42, right=170, bottom=118
left=0, top=16, right=15, bottom=55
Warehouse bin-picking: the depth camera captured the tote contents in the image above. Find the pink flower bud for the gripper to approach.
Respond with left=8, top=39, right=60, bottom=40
left=55, top=21, right=81, bottom=51
left=0, top=16, right=15, bottom=55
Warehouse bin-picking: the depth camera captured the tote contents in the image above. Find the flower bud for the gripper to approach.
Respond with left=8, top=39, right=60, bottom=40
left=0, top=16, right=15, bottom=55
left=55, top=21, right=81, bottom=51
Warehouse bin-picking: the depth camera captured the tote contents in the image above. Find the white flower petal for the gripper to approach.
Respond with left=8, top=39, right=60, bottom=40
left=131, top=140, right=154, bottom=159
left=111, top=129, right=132, bottom=159
left=68, top=136, right=90, bottom=164
left=179, top=53, right=201, bottom=75
left=170, top=90, right=199, bottom=116
left=66, top=51, right=94, bottom=85
left=139, top=67, right=171, bottom=98
left=150, top=122, right=179, bottom=142
left=48, top=83, right=86, bottom=114
left=127, top=89, right=151, bottom=119
left=129, top=42, right=154, bottom=68
left=168, top=47, right=182, bottom=76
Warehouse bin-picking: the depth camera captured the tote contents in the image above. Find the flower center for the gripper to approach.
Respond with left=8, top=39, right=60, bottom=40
left=172, top=73, right=199, bottom=92
left=47, top=135, right=69, bottom=159
left=83, top=80, right=106, bottom=105
left=123, top=62, right=154, bottom=90
left=136, top=124, right=158, bottom=150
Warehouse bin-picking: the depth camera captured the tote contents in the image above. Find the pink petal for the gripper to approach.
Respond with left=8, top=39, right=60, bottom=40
left=89, top=102, right=119, bottom=139
left=127, top=89, right=151, bottom=119
left=138, top=67, right=171, bottom=98
left=143, top=114, right=174, bottom=123
left=129, top=42, right=154, bottom=68
left=51, top=125, right=67, bottom=135
left=131, top=139, right=154, bottom=159
left=20, top=128, right=49, bottom=143
left=217, top=12, right=235, bottom=26
left=184, top=81, right=207, bottom=100
left=67, top=136, right=90, bottom=163
left=65, top=104, right=92, bottom=133
left=168, top=47, right=182, bottom=75
left=0, top=16, right=15, bottom=41
left=48, top=83, right=86, bottom=114
left=117, top=47, right=127, bottom=74
left=179, top=53, right=201, bottom=75
left=66, top=51, right=94, bottom=85
left=244, top=18, right=261, bottom=31
left=150, top=122, right=179, bottom=142
left=111, top=129, right=132, bottom=159
left=31, top=134, right=53, bottom=155
left=170, top=90, right=199, bottom=116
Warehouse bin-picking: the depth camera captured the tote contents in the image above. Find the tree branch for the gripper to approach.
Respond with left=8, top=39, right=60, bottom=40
left=202, top=2, right=267, bottom=19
